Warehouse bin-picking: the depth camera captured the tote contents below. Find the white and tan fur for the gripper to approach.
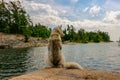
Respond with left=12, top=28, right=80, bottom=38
left=46, top=25, right=83, bottom=69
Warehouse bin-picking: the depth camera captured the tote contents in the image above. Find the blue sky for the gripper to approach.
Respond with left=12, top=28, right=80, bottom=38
left=7, top=0, right=120, bottom=41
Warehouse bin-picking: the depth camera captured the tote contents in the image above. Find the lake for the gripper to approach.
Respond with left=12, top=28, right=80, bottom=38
left=0, top=42, right=120, bottom=79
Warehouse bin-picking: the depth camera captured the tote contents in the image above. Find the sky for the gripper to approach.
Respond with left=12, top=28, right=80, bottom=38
left=6, top=0, right=120, bottom=41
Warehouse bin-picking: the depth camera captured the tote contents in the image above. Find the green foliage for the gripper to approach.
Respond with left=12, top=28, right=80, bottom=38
left=22, top=27, right=31, bottom=42
left=3, top=26, right=10, bottom=33
left=30, top=23, right=51, bottom=38
left=62, top=25, right=110, bottom=43
left=0, top=0, right=9, bottom=32
left=0, top=0, right=31, bottom=34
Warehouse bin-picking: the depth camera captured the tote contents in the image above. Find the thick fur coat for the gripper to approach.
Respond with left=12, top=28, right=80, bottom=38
left=46, top=26, right=83, bottom=69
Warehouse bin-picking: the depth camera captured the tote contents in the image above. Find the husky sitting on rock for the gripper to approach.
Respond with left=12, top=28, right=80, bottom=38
left=46, top=25, right=83, bottom=69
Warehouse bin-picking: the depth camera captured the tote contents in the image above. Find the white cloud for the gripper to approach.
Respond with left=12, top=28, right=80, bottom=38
left=103, top=11, right=120, bottom=23
left=24, top=1, right=58, bottom=16
left=4, top=0, right=14, bottom=2
left=83, top=6, right=101, bottom=17
left=31, top=14, right=72, bottom=26
left=83, top=7, right=89, bottom=12
left=89, top=5, right=101, bottom=17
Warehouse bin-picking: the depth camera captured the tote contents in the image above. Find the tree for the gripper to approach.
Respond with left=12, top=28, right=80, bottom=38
left=8, top=0, right=31, bottom=34
left=0, top=0, right=10, bottom=32
left=30, top=23, right=50, bottom=38
left=0, top=0, right=31, bottom=34
left=23, top=27, right=31, bottom=42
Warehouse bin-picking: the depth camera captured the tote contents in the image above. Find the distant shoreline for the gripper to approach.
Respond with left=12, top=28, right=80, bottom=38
left=63, top=40, right=113, bottom=44
left=0, top=33, right=113, bottom=49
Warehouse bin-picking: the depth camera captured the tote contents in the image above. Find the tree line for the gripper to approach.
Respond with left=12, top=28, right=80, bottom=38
left=62, top=25, right=110, bottom=43
left=0, top=0, right=110, bottom=42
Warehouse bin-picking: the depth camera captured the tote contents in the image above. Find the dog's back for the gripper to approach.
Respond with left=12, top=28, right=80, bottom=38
left=47, top=26, right=64, bottom=68
left=48, top=39, right=62, bottom=67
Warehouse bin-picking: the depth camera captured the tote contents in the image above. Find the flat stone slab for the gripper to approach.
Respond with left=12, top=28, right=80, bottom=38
left=9, top=68, right=120, bottom=80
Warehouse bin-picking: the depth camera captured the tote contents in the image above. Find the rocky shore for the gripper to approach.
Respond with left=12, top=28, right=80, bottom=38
left=0, top=33, right=48, bottom=49
left=9, top=68, right=120, bottom=80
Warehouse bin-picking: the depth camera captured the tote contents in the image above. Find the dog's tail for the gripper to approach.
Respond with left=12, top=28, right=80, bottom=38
left=64, top=62, right=83, bottom=69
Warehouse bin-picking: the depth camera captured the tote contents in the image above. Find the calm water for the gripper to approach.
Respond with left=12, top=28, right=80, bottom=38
left=0, top=42, right=120, bottom=78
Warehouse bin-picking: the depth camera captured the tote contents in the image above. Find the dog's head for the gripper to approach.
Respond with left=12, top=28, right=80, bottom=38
left=53, top=25, right=64, bottom=37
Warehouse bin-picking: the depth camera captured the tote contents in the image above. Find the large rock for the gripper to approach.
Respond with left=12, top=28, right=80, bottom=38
left=9, top=68, right=120, bottom=80
left=0, top=33, right=48, bottom=49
